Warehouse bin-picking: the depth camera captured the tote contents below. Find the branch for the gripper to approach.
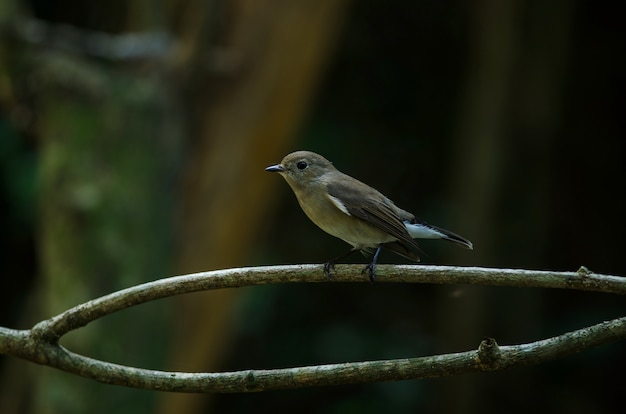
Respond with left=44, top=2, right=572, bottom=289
left=2, top=18, right=174, bottom=60
left=1, top=265, right=625, bottom=393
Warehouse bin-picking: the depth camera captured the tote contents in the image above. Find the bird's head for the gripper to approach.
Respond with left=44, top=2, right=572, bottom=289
left=265, top=151, right=336, bottom=191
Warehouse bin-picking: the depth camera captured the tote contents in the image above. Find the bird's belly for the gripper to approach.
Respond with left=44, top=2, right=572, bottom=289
left=326, top=219, right=397, bottom=249
left=299, top=196, right=396, bottom=248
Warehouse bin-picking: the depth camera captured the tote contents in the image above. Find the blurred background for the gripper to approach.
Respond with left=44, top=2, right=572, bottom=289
left=1, top=0, right=625, bottom=413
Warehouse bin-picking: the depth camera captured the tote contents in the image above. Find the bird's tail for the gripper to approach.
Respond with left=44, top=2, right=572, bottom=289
left=404, top=219, right=473, bottom=250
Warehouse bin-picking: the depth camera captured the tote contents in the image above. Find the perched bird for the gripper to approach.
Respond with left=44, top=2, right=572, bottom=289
left=265, top=151, right=472, bottom=281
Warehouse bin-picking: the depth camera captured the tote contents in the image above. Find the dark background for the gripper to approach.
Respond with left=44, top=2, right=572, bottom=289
left=1, top=1, right=625, bottom=413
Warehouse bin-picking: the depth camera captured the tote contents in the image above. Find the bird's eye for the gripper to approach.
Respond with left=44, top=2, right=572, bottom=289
left=297, top=161, right=308, bottom=170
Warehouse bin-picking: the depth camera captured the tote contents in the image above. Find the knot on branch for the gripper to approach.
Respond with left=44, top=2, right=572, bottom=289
left=476, top=337, right=502, bottom=370
left=30, top=323, right=57, bottom=344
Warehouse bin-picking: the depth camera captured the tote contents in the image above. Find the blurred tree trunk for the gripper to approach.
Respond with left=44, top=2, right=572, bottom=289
left=159, top=1, right=350, bottom=413
left=441, top=1, right=574, bottom=413
left=440, top=1, right=520, bottom=413
left=0, top=54, right=181, bottom=413
left=38, top=57, right=181, bottom=414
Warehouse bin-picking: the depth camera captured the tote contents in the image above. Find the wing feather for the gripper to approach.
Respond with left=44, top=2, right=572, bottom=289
left=326, top=179, right=420, bottom=251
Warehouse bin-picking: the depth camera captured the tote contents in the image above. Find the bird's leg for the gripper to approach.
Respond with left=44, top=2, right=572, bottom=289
left=362, top=244, right=383, bottom=282
left=324, top=248, right=359, bottom=280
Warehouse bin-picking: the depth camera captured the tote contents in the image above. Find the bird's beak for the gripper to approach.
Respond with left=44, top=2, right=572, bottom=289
left=265, top=164, right=286, bottom=172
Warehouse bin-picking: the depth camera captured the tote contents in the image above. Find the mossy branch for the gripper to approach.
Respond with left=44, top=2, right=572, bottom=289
left=1, top=264, right=625, bottom=393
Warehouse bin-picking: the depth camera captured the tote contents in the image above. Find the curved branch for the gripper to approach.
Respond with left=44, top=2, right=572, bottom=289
left=1, top=264, right=625, bottom=393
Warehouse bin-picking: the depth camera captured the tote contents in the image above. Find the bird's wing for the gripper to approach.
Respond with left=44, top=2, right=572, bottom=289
left=326, top=178, right=420, bottom=251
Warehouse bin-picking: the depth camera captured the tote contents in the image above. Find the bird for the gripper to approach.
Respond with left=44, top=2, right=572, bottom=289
left=265, top=150, right=472, bottom=281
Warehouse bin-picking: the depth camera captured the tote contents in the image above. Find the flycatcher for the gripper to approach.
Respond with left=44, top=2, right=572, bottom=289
left=266, top=151, right=472, bottom=281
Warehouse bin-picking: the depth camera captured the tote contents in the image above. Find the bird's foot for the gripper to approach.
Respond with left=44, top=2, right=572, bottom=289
left=361, top=244, right=382, bottom=282
left=361, top=263, right=376, bottom=282
left=323, top=262, right=335, bottom=280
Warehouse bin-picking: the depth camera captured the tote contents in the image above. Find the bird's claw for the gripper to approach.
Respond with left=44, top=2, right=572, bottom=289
left=323, top=262, right=335, bottom=280
left=361, top=263, right=376, bottom=282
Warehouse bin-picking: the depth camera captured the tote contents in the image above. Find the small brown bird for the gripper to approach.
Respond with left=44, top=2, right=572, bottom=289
left=266, top=151, right=472, bottom=280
